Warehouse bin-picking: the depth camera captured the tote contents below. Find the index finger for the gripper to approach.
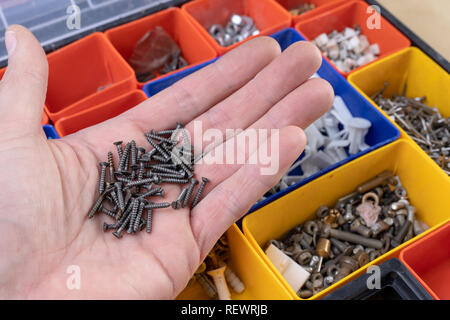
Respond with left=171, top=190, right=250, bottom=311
left=123, top=37, right=281, bottom=132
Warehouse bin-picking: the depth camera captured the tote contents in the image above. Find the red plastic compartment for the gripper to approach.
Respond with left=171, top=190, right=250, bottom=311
left=45, top=33, right=136, bottom=122
left=54, top=90, right=147, bottom=137
left=276, top=0, right=347, bottom=25
left=295, top=0, right=411, bottom=77
left=400, top=221, right=450, bottom=300
left=182, top=0, right=291, bottom=55
left=0, top=67, right=49, bottom=125
left=106, top=7, right=217, bottom=87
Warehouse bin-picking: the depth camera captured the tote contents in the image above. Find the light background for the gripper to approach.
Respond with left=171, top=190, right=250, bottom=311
left=378, top=0, right=450, bottom=61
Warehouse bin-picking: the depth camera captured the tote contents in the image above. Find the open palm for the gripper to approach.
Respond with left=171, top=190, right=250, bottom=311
left=0, top=26, right=333, bottom=299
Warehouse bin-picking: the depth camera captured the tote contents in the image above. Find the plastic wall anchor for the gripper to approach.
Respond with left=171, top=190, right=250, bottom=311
left=287, top=146, right=311, bottom=174
left=331, top=95, right=353, bottom=124
left=207, top=266, right=232, bottom=300
left=323, top=114, right=340, bottom=139
left=265, top=244, right=310, bottom=293
left=300, top=161, right=319, bottom=177
left=346, top=117, right=371, bottom=154
left=309, top=150, right=335, bottom=169
left=279, top=180, right=289, bottom=190
left=282, top=175, right=304, bottom=185
left=305, top=124, right=325, bottom=150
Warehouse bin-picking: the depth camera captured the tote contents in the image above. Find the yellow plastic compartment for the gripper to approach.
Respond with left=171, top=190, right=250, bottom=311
left=176, top=224, right=293, bottom=300
left=243, top=140, right=450, bottom=300
left=348, top=47, right=450, bottom=173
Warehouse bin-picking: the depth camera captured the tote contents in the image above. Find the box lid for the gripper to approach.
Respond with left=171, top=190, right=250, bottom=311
left=0, top=0, right=186, bottom=67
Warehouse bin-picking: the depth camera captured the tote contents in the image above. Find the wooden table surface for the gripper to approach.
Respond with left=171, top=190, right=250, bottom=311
left=378, top=0, right=450, bottom=62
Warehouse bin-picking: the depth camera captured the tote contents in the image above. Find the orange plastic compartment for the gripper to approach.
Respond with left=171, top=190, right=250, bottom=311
left=45, top=33, right=136, bottom=123
left=105, top=7, right=217, bottom=87
left=276, top=0, right=347, bottom=25
left=182, top=0, right=291, bottom=55
left=400, top=221, right=450, bottom=300
left=295, top=0, right=411, bottom=78
left=55, top=90, right=147, bottom=137
left=0, top=67, right=49, bottom=125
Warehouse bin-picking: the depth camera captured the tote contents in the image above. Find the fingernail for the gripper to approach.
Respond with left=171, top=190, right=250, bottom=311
left=5, top=30, right=17, bottom=56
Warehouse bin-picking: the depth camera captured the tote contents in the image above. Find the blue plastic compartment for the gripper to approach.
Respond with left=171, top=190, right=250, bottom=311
left=43, top=125, right=60, bottom=139
left=247, top=28, right=400, bottom=214
left=142, top=58, right=217, bottom=97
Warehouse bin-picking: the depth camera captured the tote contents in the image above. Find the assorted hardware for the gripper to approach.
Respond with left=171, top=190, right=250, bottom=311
left=314, top=25, right=380, bottom=73
left=208, top=14, right=259, bottom=47
left=266, top=171, right=428, bottom=298
left=260, top=87, right=371, bottom=201
left=88, top=123, right=210, bottom=238
left=372, top=83, right=450, bottom=175
left=289, top=3, right=316, bottom=16
left=129, top=26, right=188, bottom=83
left=191, top=235, right=245, bottom=300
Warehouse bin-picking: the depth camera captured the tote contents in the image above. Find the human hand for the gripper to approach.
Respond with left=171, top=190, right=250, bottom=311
left=0, top=25, right=333, bottom=299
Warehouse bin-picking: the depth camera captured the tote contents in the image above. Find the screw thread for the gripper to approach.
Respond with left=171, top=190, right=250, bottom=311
left=191, top=178, right=209, bottom=209
left=146, top=135, right=170, bottom=160
left=145, top=202, right=170, bottom=209
left=127, top=199, right=139, bottom=233
left=98, top=164, right=108, bottom=195
left=146, top=209, right=153, bottom=233
left=107, top=152, right=115, bottom=182
left=118, top=142, right=131, bottom=171
left=114, top=141, right=123, bottom=159
left=147, top=132, right=177, bottom=144
left=133, top=201, right=145, bottom=232
left=115, top=183, right=125, bottom=211
left=183, top=178, right=198, bottom=208
left=130, top=140, right=137, bottom=167
left=160, top=178, right=188, bottom=184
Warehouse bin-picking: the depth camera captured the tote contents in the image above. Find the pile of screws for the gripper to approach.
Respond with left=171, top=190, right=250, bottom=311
left=208, top=14, right=259, bottom=47
left=88, top=123, right=210, bottom=238
left=314, top=25, right=380, bottom=73
left=266, top=171, right=428, bottom=298
left=191, top=235, right=245, bottom=300
left=289, top=3, right=316, bottom=16
left=260, top=88, right=371, bottom=202
left=372, top=83, right=450, bottom=175
left=129, top=26, right=188, bottom=83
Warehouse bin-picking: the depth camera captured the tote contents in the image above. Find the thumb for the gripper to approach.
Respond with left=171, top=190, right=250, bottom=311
left=0, top=25, right=48, bottom=135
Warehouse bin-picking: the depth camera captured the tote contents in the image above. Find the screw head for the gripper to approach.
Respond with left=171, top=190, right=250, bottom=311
left=202, top=177, right=209, bottom=183
left=113, top=141, right=123, bottom=146
left=100, top=162, right=109, bottom=167
left=112, top=231, right=121, bottom=239
left=153, top=175, right=161, bottom=184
